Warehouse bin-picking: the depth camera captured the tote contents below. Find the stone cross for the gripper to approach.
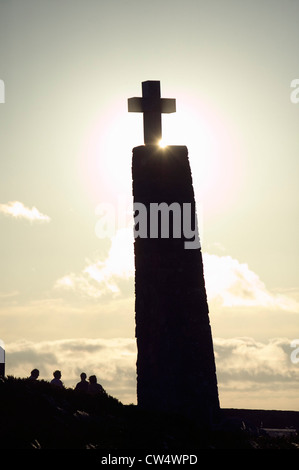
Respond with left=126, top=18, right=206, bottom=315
left=128, top=81, right=176, bottom=145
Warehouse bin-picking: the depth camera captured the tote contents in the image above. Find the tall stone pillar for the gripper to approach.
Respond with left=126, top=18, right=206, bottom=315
left=132, top=144, right=220, bottom=425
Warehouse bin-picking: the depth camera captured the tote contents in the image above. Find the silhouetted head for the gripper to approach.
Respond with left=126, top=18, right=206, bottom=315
left=30, top=369, right=39, bottom=379
left=89, top=375, right=97, bottom=384
left=80, top=372, right=87, bottom=381
left=53, top=370, right=61, bottom=379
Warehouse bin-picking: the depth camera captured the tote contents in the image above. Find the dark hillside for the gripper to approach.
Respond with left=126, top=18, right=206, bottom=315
left=0, top=376, right=298, bottom=451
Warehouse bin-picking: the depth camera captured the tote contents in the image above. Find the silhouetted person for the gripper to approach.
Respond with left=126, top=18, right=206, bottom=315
left=51, top=370, right=63, bottom=388
left=28, top=368, right=39, bottom=380
left=88, top=375, right=105, bottom=395
left=75, top=372, right=89, bottom=392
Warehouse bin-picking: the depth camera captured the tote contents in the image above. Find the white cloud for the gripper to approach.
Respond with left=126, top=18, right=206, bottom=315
left=55, top=228, right=134, bottom=298
left=203, top=253, right=299, bottom=312
left=54, top=230, right=298, bottom=314
left=213, top=336, right=299, bottom=410
left=0, top=201, right=50, bottom=222
left=214, top=337, right=296, bottom=381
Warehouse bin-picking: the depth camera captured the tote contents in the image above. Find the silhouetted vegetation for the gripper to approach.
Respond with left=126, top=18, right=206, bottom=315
left=0, top=376, right=298, bottom=450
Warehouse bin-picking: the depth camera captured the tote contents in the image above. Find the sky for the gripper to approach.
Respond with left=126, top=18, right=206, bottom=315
left=0, top=0, right=298, bottom=411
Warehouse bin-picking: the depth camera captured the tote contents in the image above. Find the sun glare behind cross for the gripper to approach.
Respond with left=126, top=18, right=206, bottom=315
left=158, top=139, right=167, bottom=148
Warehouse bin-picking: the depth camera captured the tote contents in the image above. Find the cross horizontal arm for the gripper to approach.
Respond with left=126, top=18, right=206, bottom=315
left=128, top=97, right=176, bottom=113
left=161, top=98, right=176, bottom=113
left=128, top=97, right=143, bottom=113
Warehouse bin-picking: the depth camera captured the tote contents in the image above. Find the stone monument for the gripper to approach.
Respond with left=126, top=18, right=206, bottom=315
left=128, top=81, right=220, bottom=425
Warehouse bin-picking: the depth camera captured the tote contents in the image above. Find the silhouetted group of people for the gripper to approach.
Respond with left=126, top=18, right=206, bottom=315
left=74, top=372, right=105, bottom=395
left=28, top=368, right=106, bottom=395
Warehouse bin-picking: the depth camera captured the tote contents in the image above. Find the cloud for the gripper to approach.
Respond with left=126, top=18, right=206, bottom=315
left=54, top=229, right=298, bottom=314
left=213, top=336, right=299, bottom=410
left=203, top=253, right=299, bottom=312
left=54, top=228, right=134, bottom=299
left=214, top=337, right=298, bottom=383
left=0, top=201, right=50, bottom=222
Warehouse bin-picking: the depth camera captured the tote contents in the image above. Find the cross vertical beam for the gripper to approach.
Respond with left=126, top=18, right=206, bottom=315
left=128, top=81, right=176, bottom=145
left=142, top=81, right=162, bottom=145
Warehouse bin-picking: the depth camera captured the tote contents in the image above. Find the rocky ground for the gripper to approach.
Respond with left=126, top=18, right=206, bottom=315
left=0, top=376, right=298, bottom=451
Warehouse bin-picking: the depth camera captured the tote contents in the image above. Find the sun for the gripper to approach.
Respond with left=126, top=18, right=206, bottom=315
left=158, top=139, right=167, bottom=148
left=80, top=95, right=243, bottom=218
